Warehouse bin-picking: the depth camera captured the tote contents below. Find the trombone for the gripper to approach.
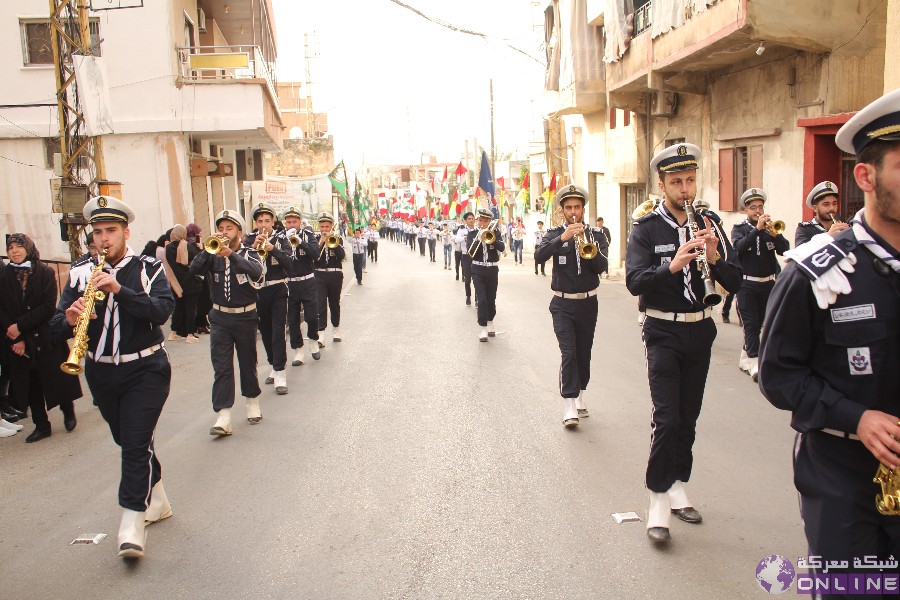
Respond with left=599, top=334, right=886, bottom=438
left=203, top=234, right=230, bottom=254
left=467, top=220, right=498, bottom=258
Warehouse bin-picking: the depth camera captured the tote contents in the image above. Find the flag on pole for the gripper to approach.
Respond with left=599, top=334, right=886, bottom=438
left=522, top=169, right=530, bottom=191
left=378, top=192, right=388, bottom=215
left=455, top=161, right=467, bottom=178
left=442, top=166, right=448, bottom=183
left=543, top=171, right=559, bottom=222
left=458, top=181, right=469, bottom=213
left=328, top=161, right=348, bottom=201
left=477, top=151, right=494, bottom=203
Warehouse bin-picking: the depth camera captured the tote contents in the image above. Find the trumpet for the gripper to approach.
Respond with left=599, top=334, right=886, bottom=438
left=575, top=227, right=598, bottom=260
left=831, top=212, right=843, bottom=224
left=763, top=218, right=785, bottom=236
left=253, top=229, right=272, bottom=260
left=203, top=234, right=230, bottom=254
left=286, top=228, right=302, bottom=248
left=61, top=250, right=108, bottom=375
left=467, top=220, right=498, bottom=258
left=317, top=232, right=341, bottom=260
left=874, top=463, right=900, bottom=515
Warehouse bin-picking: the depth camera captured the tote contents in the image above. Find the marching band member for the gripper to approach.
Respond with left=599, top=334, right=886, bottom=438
left=350, top=228, right=367, bottom=285
left=534, top=220, right=546, bottom=276
left=282, top=208, right=321, bottom=366
left=441, top=223, right=454, bottom=270
left=466, top=208, right=505, bottom=341
left=535, top=186, right=609, bottom=427
left=189, top=210, right=263, bottom=436
left=453, top=220, right=465, bottom=279
left=246, top=203, right=291, bottom=395
left=454, top=212, right=477, bottom=305
left=795, top=181, right=850, bottom=247
left=51, top=196, right=175, bottom=559
left=625, top=143, right=742, bottom=544
left=730, top=189, right=789, bottom=380
left=314, top=212, right=345, bottom=343
left=426, top=222, right=437, bottom=262
left=760, top=88, right=900, bottom=588
left=366, top=223, right=380, bottom=263
left=417, top=220, right=428, bottom=256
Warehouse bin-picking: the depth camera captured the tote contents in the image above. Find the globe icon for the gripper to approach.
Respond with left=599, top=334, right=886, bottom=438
left=756, top=555, right=795, bottom=594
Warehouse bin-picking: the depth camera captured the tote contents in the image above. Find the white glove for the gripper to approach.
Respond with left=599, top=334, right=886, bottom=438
left=785, top=233, right=856, bottom=308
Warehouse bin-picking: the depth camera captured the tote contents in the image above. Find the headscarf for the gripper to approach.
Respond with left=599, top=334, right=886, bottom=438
left=170, top=224, right=189, bottom=266
left=6, top=233, right=39, bottom=294
left=159, top=227, right=182, bottom=298
left=186, top=223, right=201, bottom=245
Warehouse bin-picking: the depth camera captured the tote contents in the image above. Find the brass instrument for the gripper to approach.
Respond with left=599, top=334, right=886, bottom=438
left=684, top=200, right=722, bottom=306
left=632, top=199, right=659, bottom=220
left=286, top=229, right=302, bottom=248
left=253, top=229, right=272, bottom=260
left=576, top=227, right=598, bottom=260
left=763, top=218, right=785, bottom=236
left=203, top=234, right=229, bottom=254
left=467, top=220, right=498, bottom=258
left=60, top=250, right=108, bottom=375
left=874, top=464, right=900, bottom=515
left=317, top=232, right=341, bottom=260
left=831, top=212, right=843, bottom=225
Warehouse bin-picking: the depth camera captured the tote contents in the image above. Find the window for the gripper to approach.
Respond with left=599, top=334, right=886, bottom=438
left=840, top=152, right=864, bottom=219
left=21, top=18, right=101, bottom=66
left=718, top=145, right=762, bottom=211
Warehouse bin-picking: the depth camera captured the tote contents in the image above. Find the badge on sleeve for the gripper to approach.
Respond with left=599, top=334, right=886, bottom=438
left=848, top=347, right=873, bottom=375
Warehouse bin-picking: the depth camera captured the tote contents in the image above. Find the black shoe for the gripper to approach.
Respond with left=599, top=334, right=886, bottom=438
left=63, top=412, right=77, bottom=432
left=647, top=527, right=671, bottom=543
left=311, top=351, right=321, bottom=360
left=722, top=315, right=730, bottom=324
left=535, top=270, right=538, bottom=275
left=26, top=427, right=51, bottom=443
left=1, top=408, right=21, bottom=423
left=465, top=297, right=471, bottom=306
left=671, top=507, right=702, bottom=524
left=456, top=275, right=460, bottom=280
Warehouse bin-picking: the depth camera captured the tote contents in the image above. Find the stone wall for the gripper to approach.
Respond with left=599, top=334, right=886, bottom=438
left=264, top=137, right=335, bottom=178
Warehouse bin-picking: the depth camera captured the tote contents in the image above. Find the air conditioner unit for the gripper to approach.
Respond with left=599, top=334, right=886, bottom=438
left=197, top=8, right=207, bottom=33
left=651, top=90, right=679, bottom=117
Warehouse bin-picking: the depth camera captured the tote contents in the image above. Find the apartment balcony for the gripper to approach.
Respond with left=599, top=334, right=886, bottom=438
left=606, top=0, right=885, bottom=111
left=176, top=44, right=283, bottom=151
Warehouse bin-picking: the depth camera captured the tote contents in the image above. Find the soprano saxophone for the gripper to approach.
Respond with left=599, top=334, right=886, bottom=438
left=60, top=249, right=108, bottom=375
left=684, top=200, right=722, bottom=306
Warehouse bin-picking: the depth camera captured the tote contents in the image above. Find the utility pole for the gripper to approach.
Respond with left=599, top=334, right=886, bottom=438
left=303, top=32, right=318, bottom=138
left=489, top=79, right=495, bottom=188
left=50, top=0, right=107, bottom=259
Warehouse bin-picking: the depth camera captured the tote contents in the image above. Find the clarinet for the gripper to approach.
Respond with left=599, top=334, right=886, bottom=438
left=684, top=200, right=722, bottom=306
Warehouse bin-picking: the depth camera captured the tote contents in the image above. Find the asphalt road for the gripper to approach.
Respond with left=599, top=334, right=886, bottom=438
left=0, top=239, right=806, bottom=599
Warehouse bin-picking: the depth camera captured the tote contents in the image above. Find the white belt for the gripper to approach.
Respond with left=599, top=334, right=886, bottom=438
left=261, top=278, right=287, bottom=287
left=213, top=303, right=257, bottom=314
left=553, top=290, right=598, bottom=300
left=287, top=274, right=314, bottom=282
left=472, top=261, right=499, bottom=267
left=821, top=428, right=860, bottom=441
left=89, top=343, right=164, bottom=364
left=743, top=274, right=776, bottom=282
left=645, top=307, right=713, bottom=323
left=316, top=268, right=342, bottom=272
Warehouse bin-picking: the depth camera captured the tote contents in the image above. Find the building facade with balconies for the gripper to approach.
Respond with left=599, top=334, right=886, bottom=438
left=545, top=0, right=888, bottom=269
left=0, top=0, right=282, bottom=261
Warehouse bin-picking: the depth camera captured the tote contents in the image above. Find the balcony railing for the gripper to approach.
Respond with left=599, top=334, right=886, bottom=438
left=633, top=2, right=653, bottom=36
left=177, top=45, right=277, bottom=99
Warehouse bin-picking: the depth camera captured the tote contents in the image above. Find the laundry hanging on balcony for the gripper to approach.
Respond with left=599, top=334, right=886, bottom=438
left=651, top=0, right=718, bottom=39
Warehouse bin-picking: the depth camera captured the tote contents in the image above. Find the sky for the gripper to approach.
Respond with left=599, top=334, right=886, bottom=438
left=270, top=0, right=548, bottom=172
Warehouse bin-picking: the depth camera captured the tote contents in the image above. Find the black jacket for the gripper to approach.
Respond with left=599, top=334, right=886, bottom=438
left=189, top=246, right=263, bottom=308
left=795, top=219, right=829, bottom=247
left=731, top=221, right=790, bottom=278
left=535, top=225, right=609, bottom=293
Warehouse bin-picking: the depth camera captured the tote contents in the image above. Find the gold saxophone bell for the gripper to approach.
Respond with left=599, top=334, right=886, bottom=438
left=764, top=220, right=785, bottom=236
left=204, top=235, right=229, bottom=254
left=874, top=463, right=900, bottom=515
left=632, top=199, right=658, bottom=220
left=61, top=249, right=108, bottom=375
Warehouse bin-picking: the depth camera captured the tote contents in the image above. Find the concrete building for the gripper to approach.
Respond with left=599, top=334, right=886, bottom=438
left=543, top=0, right=887, bottom=270
left=0, top=0, right=283, bottom=262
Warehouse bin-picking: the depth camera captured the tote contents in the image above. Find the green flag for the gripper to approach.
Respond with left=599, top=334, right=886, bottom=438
left=328, top=161, right=348, bottom=201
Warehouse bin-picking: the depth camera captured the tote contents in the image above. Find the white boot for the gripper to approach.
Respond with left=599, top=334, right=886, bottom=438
left=144, top=481, right=172, bottom=525
left=647, top=491, right=672, bottom=542
left=117, top=509, right=146, bottom=558
left=487, top=321, right=496, bottom=337
left=478, top=327, right=488, bottom=342
left=292, top=348, right=304, bottom=366
left=274, top=370, right=288, bottom=395
left=575, top=391, right=589, bottom=418
left=245, top=397, right=262, bottom=423
left=209, top=408, right=233, bottom=436
left=738, top=349, right=750, bottom=373
left=749, top=357, right=759, bottom=382
left=562, top=397, right=579, bottom=427
left=264, top=368, right=275, bottom=385
left=332, top=327, right=342, bottom=342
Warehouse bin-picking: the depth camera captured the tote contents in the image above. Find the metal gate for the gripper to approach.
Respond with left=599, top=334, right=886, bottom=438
left=624, top=184, right=646, bottom=246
